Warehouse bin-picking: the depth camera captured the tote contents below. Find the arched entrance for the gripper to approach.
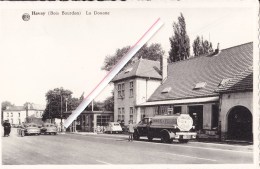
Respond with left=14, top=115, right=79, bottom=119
left=227, top=106, right=252, bottom=141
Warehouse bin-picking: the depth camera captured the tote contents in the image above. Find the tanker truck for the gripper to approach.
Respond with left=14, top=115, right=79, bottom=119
left=133, top=114, right=197, bottom=143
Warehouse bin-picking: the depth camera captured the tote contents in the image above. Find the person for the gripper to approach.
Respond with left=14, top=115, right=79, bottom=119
left=128, top=121, right=134, bottom=141
left=3, top=120, right=11, bottom=137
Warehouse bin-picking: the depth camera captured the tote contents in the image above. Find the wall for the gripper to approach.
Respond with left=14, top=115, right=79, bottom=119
left=135, top=78, right=161, bottom=105
left=114, top=79, right=136, bottom=124
left=3, top=110, right=27, bottom=125
left=114, top=77, right=161, bottom=125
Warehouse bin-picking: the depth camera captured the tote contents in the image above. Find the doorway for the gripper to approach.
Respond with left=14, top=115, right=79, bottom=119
left=227, top=106, right=252, bottom=141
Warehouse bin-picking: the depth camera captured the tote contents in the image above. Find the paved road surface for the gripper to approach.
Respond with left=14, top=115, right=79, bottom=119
left=2, top=128, right=253, bottom=164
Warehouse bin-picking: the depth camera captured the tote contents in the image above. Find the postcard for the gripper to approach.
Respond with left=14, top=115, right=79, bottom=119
left=0, top=0, right=258, bottom=169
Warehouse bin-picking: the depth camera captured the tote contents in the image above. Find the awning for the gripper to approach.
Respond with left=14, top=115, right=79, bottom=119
left=137, top=96, right=219, bottom=107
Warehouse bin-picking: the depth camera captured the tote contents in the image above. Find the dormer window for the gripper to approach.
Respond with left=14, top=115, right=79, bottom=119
left=194, top=82, right=207, bottom=89
left=161, top=87, right=171, bottom=93
left=124, top=68, right=132, bottom=73
left=219, top=78, right=233, bottom=87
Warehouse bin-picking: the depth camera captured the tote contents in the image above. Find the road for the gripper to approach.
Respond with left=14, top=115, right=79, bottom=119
left=2, top=128, right=253, bottom=164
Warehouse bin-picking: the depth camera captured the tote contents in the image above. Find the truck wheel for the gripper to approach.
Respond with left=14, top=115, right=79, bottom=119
left=179, top=139, right=189, bottom=143
left=133, top=132, right=140, bottom=140
left=161, top=131, right=171, bottom=143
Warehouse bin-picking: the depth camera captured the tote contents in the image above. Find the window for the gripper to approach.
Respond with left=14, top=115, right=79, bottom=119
left=130, top=107, right=134, bottom=122
left=174, top=106, right=182, bottom=114
left=121, top=83, right=125, bottom=98
left=118, top=84, right=121, bottom=98
left=130, top=81, right=134, bottom=97
left=18, top=113, right=20, bottom=117
left=117, top=83, right=125, bottom=98
left=118, top=107, right=125, bottom=122
left=159, top=105, right=171, bottom=115
left=11, top=113, right=13, bottom=117
left=194, top=82, right=207, bottom=89
left=7, top=113, right=9, bottom=117
left=122, top=108, right=125, bottom=122
left=161, top=87, right=171, bottom=93
left=118, top=108, right=121, bottom=121
left=219, top=78, right=233, bottom=87
left=97, top=115, right=111, bottom=126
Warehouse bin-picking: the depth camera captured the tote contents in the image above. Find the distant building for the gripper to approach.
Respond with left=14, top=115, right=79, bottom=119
left=3, top=103, right=45, bottom=126
left=112, top=58, right=163, bottom=125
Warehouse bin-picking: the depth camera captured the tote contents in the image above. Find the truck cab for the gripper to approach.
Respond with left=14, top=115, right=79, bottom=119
left=134, top=117, right=152, bottom=137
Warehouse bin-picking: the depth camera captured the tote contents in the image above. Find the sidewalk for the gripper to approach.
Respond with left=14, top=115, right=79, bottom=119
left=66, top=131, right=253, bottom=149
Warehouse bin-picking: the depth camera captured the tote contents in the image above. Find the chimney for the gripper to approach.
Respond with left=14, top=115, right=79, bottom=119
left=160, top=55, right=168, bottom=83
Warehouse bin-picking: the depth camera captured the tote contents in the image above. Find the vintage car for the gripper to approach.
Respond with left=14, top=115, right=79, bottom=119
left=23, top=123, right=41, bottom=136
left=105, top=122, right=123, bottom=134
left=41, top=123, right=57, bottom=135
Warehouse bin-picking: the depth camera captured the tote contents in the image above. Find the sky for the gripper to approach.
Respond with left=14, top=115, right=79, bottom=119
left=0, top=2, right=256, bottom=106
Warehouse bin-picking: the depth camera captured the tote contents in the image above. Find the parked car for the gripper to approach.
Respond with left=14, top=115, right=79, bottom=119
left=41, top=123, right=57, bottom=135
left=23, top=123, right=41, bottom=136
left=105, top=122, right=123, bottom=134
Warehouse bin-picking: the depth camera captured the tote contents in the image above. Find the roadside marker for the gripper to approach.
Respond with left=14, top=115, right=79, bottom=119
left=64, top=18, right=164, bottom=128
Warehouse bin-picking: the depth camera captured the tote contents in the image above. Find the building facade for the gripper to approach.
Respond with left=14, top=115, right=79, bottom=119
left=3, top=103, right=45, bottom=126
left=64, top=110, right=113, bottom=132
left=112, top=59, right=163, bottom=126
left=216, top=67, right=253, bottom=141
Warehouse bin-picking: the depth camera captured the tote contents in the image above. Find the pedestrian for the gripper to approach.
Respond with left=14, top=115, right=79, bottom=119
left=3, top=120, right=11, bottom=137
left=128, top=120, right=134, bottom=141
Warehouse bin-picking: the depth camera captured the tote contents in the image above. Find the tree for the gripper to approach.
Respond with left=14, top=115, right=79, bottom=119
left=85, top=101, right=103, bottom=111
left=168, top=13, right=190, bottom=63
left=101, top=43, right=165, bottom=71
left=42, top=87, right=78, bottom=121
left=103, top=95, right=114, bottom=111
left=192, top=36, right=213, bottom=57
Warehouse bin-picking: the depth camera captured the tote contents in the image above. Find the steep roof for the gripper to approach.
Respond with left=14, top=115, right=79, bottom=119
left=216, top=66, right=253, bottom=93
left=29, top=103, right=45, bottom=110
left=148, top=42, right=253, bottom=101
left=5, top=106, right=25, bottom=111
left=112, top=59, right=162, bottom=82
left=4, top=103, right=46, bottom=112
